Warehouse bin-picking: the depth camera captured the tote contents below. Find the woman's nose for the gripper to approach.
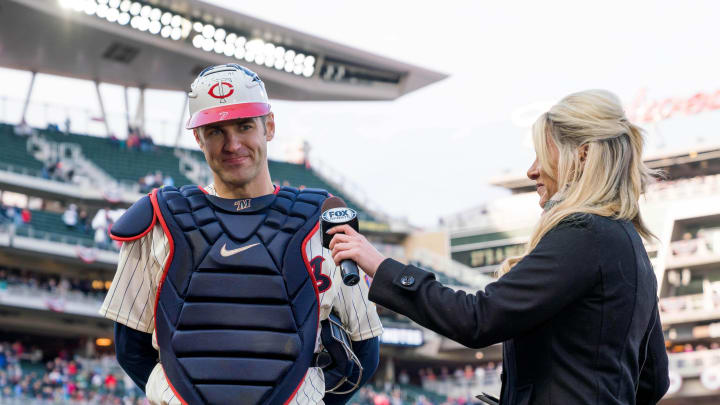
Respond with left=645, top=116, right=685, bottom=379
left=527, top=159, right=540, bottom=180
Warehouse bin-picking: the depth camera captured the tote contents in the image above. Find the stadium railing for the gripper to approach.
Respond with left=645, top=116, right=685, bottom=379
left=0, top=223, right=118, bottom=266
left=660, top=293, right=720, bottom=324
left=0, top=283, right=102, bottom=318
left=668, top=348, right=720, bottom=378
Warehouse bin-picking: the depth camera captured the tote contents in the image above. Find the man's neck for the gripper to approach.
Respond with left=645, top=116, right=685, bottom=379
left=212, top=174, right=275, bottom=199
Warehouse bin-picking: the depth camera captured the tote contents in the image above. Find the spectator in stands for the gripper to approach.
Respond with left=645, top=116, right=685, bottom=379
left=91, top=208, right=111, bottom=249
left=109, top=133, right=122, bottom=149
left=77, top=208, right=90, bottom=234
left=138, top=176, right=149, bottom=194
left=126, top=131, right=140, bottom=150
left=6, top=206, right=21, bottom=227
left=153, top=171, right=163, bottom=188
left=44, top=160, right=59, bottom=181
left=20, top=208, right=31, bottom=226
left=0, top=340, right=144, bottom=403
left=398, top=369, right=410, bottom=385
left=62, top=204, right=78, bottom=228
left=0, top=202, right=7, bottom=224
left=139, top=133, right=154, bottom=152
left=163, top=174, right=174, bottom=187
left=672, top=232, right=698, bottom=256
left=143, top=172, right=156, bottom=189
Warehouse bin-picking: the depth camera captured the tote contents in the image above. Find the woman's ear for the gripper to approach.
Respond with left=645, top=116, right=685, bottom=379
left=579, top=144, right=589, bottom=162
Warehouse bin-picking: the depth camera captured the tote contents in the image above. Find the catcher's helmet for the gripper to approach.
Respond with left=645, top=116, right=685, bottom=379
left=186, top=64, right=271, bottom=129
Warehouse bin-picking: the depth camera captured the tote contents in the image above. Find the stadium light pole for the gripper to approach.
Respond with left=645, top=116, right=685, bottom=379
left=94, top=81, right=111, bottom=137
left=174, top=93, right=188, bottom=148
left=124, top=86, right=131, bottom=137
left=135, top=86, right=146, bottom=136
left=20, top=71, right=37, bottom=124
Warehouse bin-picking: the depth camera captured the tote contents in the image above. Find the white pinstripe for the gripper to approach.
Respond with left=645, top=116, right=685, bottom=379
left=100, top=185, right=382, bottom=404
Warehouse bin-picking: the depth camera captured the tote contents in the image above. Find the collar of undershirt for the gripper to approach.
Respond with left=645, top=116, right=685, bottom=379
left=203, top=183, right=278, bottom=214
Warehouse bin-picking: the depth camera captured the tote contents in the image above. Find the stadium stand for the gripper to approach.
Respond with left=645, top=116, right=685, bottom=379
left=0, top=341, right=143, bottom=404
left=0, top=121, right=376, bottom=221
left=19, top=210, right=95, bottom=246
left=350, top=382, right=470, bottom=405
left=408, top=261, right=467, bottom=287
left=0, top=123, right=44, bottom=175
left=37, top=128, right=194, bottom=187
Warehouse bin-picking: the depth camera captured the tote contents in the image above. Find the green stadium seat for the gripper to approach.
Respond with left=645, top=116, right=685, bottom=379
left=18, top=209, right=95, bottom=246
left=0, top=123, right=44, bottom=174
left=38, top=129, right=193, bottom=186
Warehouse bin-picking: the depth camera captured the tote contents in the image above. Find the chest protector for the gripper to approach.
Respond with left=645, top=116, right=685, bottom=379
left=151, top=185, right=328, bottom=405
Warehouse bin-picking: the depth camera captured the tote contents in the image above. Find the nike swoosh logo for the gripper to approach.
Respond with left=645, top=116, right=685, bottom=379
left=220, top=243, right=260, bottom=257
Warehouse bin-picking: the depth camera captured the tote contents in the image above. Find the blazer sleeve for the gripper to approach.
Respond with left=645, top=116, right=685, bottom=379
left=368, top=219, right=601, bottom=348
left=636, top=306, right=670, bottom=405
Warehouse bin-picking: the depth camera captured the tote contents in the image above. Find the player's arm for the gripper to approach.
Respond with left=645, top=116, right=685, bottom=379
left=323, top=336, right=379, bottom=405
left=325, top=249, right=383, bottom=395
left=115, top=323, right=157, bottom=393
left=100, top=195, right=162, bottom=390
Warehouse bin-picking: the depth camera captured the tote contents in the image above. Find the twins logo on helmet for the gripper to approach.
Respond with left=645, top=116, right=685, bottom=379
left=208, top=81, right=234, bottom=99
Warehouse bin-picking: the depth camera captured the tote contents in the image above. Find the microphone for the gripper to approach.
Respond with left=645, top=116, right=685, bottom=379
left=320, top=196, right=360, bottom=286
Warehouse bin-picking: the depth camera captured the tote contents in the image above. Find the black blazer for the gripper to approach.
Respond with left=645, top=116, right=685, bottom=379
left=369, top=214, right=669, bottom=405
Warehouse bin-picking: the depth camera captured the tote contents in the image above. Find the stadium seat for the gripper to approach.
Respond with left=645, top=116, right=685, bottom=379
left=37, top=129, right=194, bottom=186
left=0, top=123, right=44, bottom=174
left=14, top=209, right=95, bottom=246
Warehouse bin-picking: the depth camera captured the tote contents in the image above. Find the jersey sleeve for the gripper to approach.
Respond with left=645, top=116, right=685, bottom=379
left=305, top=227, right=383, bottom=341
left=100, top=225, right=168, bottom=333
left=330, top=257, right=384, bottom=341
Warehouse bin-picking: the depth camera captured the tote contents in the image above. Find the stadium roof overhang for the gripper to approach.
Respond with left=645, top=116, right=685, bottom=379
left=491, top=145, right=720, bottom=193
left=1, top=0, right=447, bottom=100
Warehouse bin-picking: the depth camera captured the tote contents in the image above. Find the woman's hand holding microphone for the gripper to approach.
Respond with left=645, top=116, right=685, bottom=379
left=328, top=225, right=386, bottom=278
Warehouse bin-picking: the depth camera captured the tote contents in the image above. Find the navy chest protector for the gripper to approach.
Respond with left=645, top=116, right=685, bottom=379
left=114, top=185, right=328, bottom=405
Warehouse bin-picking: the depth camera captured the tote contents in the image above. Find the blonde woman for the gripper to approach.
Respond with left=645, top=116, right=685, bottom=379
left=328, top=90, right=670, bottom=405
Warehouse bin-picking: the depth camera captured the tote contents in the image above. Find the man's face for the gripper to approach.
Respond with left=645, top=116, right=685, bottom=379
left=194, top=114, right=275, bottom=188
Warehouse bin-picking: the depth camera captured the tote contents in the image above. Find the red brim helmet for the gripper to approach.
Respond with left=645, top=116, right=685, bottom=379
left=186, top=64, right=271, bottom=129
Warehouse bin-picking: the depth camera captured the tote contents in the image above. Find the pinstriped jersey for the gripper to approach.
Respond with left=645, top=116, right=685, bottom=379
left=99, top=184, right=383, bottom=405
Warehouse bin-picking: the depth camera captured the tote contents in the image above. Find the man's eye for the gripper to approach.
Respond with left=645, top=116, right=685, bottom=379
left=241, top=125, right=252, bottom=131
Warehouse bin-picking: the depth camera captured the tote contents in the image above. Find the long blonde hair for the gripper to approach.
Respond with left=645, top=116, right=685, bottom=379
left=499, top=89, right=659, bottom=275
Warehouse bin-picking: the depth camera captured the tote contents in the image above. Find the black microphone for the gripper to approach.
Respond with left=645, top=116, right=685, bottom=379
left=320, top=196, right=360, bottom=286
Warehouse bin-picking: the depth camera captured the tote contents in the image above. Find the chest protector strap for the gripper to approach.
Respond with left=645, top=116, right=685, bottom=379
left=151, top=185, right=328, bottom=405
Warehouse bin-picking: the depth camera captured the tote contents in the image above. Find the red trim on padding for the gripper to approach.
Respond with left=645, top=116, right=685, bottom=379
left=282, top=222, right=321, bottom=405
left=284, top=369, right=310, bottom=405
left=148, top=189, right=188, bottom=405
left=108, top=211, right=157, bottom=242
left=186, top=102, right=271, bottom=129
left=162, top=367, right=189, bottom=405
left=198, top=186, right=209, bottom=195
left=273, top=185, right=280, bottom=195
left=301, top=222, right=321, bottom=328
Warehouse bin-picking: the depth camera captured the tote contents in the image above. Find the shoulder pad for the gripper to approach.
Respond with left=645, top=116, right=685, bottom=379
left=109, top=195, right=156, bottom=241
left=299, top=187, right=329, bottom=196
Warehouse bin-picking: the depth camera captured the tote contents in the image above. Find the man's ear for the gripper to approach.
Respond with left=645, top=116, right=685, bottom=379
left=264, top=112, right=275, bottom=142
left=193, top=128, right=204, bottom=149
